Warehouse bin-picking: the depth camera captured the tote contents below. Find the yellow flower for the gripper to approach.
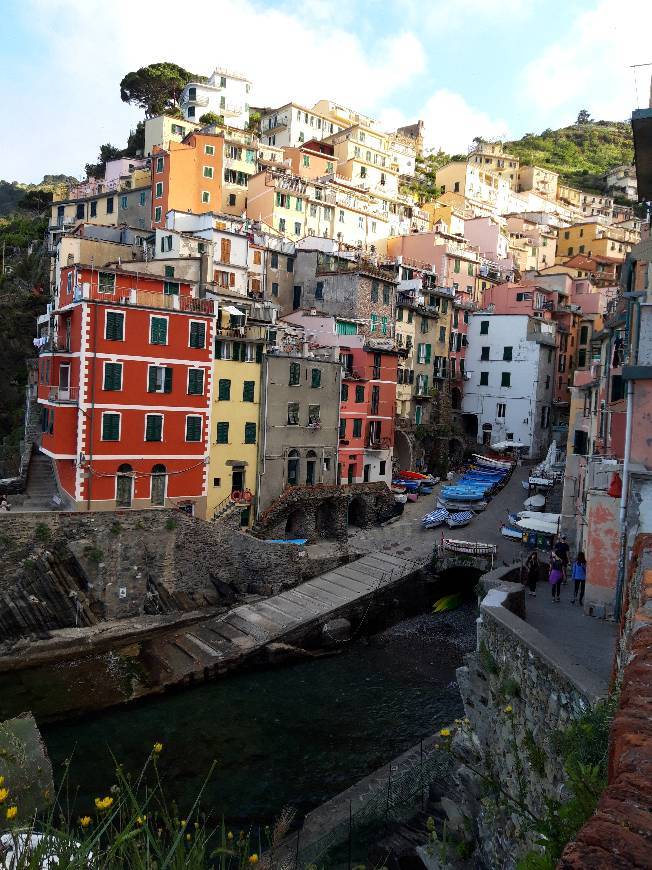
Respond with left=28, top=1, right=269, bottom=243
left=5, top=806, right=17, bottom=821
left=94, top=796, right=114, bottom=811
left=180, top=819, right=187, bottom=828
left=153, top=742, right=163, bottom=754
left=227, top=831, right=234, bottom=840
left=186, top=833, right=192, bottom=841
left=439, top=728, right=451, bottom=738
left=79, top=816, right=92, bottom=829
left=248, top=855, right=259, bottom=864
left=136, top=815, right=146, bottom=826
left=504, top=705, right=513, bottom=714
left=0, top=788, right=9, bottom=803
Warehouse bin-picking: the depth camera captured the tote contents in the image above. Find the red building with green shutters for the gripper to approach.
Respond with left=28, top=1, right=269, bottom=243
left=35, top=265, right=216, bottom=515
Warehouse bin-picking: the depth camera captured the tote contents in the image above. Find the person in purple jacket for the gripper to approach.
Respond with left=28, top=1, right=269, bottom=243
left=549, top=554, right=564, bottom=603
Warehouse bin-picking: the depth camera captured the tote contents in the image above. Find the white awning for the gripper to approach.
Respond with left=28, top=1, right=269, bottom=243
left=224, top=304, right=246, bottom=316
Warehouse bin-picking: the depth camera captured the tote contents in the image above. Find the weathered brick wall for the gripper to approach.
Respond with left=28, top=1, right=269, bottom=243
left=559, top=540, right=652, bottom=869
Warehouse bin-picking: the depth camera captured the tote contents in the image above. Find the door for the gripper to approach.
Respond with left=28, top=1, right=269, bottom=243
left=347, top=464, right=354, bottom=484
left=116, top=473, right=132, bottom=507
left=59, top=364, right=70, bottom=401
left=306, top=460, right=316, bottom=486
left=293, top=285, right=302, bottom=310
left=231, top=467, right=244, bottom=494
left=363, top=463, right=371, bottom=483
left=151, top=465, right=166, bottom=506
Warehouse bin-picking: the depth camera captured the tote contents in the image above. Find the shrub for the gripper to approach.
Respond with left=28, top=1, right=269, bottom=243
left=110, top=521, right=122, bottom=536
left=165, top=517, right=177, bottom=531
left=34, top=522, right=51, bottom=543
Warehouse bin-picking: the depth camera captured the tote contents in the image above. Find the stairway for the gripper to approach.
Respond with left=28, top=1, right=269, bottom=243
left=15, top=451, right=61, bottom=512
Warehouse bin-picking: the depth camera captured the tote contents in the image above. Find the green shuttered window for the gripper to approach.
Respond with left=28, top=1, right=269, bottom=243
left=218, top=379, right=231, bottom=400
left=188, top=369, right=204, bottom=395
left=186, top=416, right=202, bottom=442
left=242, top=381, right=255, bottom=402
left=244, top=422, right=256, bottom=444
left=311, top=368, right=321, bottom=388
left=216, top=422, right=229, bottom=443
left=145, top=414, right=163, bottom=442
left=102, top=413, right=120, bottom=441
left=150, top=317, right=168, bottom=345
left=103, top=362, right=122, bottom=391
left=105, top=311, right=124, bottom=341
left=189, top=321, right=206, bottom=348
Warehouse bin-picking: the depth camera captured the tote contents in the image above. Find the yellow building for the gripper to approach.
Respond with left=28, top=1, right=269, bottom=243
left=207, top=306, right=267, bottom=523
left=144, top=114, right=201, bottom=156
left=557, top=183, right=582, bottom=209
left=517, top=165, right=559, bottom=199
left=467, top=141, right=520, bottom=189
left=556, top=221, right=640, bottom=262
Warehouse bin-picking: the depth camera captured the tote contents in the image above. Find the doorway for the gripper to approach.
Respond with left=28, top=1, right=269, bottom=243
left=59, top=363, right=70, bottom=400
left=292, top=285, right=302, bottom=310
left=231, top=466, right=245, bottom=494
left=363, top=463, right=371, bottom=482
left=116, top=464, right=133, bottom=507
left=151, top=464, right=166, bottom=506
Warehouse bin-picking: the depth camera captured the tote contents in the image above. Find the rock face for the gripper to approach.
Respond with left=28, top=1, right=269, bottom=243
left=0, top=508, right=351, bottom=647
left=559, top=542, right=652, bottom=869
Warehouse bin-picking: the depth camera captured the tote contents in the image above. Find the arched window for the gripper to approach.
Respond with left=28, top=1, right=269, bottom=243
left=116, top=464, right=133, bottom=507
left=287, top=449, right=300, bottom=487
left=306, top=450, right=317, bottom=486
left=151, top=464, right=167, bottom=506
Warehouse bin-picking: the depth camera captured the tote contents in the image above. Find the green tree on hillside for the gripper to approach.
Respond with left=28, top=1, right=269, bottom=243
left=85, top=144, right=123, bottom=179
left=576, top=109, right=593, bottom=125
left=124, top=121, right=145, bottom=157
left=400, top=150, right=451, bottom=204
left=18, top=189, right=53, bottom=214
left=198, top=112, right=223, bottom=126
left=119, top=62, right=206, bottom=117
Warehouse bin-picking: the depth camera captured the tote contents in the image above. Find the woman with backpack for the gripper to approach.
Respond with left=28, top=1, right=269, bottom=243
left=548, top=553, right=564, bottom=603
left=571, top=552, right=587, bottom=606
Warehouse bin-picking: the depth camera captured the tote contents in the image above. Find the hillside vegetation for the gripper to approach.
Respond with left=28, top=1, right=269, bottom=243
left=0, top=176, right=76, bottom=218
left=506, top=119, right=633, bottom=194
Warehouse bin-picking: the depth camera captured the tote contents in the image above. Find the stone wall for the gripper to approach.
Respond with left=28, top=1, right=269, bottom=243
left=252, top=481, right=397, bottom=543
left=451, top=567, right=606, bottom=869
left=559, top=537, right=652, bottom=868
left=0, top=399, right=39, bottom=496
left=0, top=508, right=351, bottom=644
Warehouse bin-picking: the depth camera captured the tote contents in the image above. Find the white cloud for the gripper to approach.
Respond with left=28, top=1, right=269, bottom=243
left=521, top=0, right=652, bottom=123
left=4, top=0, right=426, bottom=181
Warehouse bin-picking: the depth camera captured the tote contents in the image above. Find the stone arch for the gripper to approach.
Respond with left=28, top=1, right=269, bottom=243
left=347, top=495, right=367, bottom=528
left=315, top=497, right=337, bottom=538
left=394, top=429, right=412, bottom=472
left=451, top=386, right=462, bottom=410
left=285, top=507, right=307, bottom=537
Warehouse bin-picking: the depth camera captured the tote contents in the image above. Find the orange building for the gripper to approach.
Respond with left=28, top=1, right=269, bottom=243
left=151, top=130, right=258, bottom=228
left=37, top=265, right=216, bottom=514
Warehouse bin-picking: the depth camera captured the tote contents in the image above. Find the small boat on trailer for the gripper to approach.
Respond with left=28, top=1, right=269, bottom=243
left=441, top=538, right=497, bottom=558
left=472, top=454, right=513, bottom=471
left=438, top=497, right=488, bottom=512
left=445, top=510, right=474, bottom=529
left=524, top=493, right=546, bottom=511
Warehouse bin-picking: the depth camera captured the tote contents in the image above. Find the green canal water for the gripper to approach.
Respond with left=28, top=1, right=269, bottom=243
left=41, top=604, right=476, bottom=830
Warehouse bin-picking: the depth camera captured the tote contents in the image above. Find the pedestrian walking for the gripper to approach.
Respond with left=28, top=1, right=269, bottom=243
left=525, top=550, right=539, bottom=596
left=549, top=554, right=564, bottom=603
left=554, top=535, right=570, bottom=584
left=571, top=551, right=587, bottom=606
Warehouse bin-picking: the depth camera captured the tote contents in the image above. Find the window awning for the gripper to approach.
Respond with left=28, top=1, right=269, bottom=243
left=224, top=304, right=246, bottom=316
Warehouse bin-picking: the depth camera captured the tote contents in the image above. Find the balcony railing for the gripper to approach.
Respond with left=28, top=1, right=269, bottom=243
left=48, top=386, right=79, bottom=404
left=365, top=436, right=391, bottom=450
left=67, top=284, right=218, bottom=315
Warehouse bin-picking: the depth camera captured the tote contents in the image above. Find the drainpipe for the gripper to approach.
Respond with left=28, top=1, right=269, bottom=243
left=614, top=377, right=634, bottom=620
left=257, top=354, right=269, bottom=519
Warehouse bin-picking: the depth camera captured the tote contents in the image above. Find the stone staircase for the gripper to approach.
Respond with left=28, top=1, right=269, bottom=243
left=14, top=452, right=60, bottom=512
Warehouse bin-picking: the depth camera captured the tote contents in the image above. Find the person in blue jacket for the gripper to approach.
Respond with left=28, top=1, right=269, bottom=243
left=571, top=552, right=587, bottom=606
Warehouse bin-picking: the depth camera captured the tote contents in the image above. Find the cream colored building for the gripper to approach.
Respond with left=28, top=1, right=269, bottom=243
left=467, top=141, right=520, bottom=189
left=324, top=124, right=400, bottom=197
left=517, top=165, right=559, bottom=200
left=144, top=115, right=201, bottom=156
left=436, top=161, right=511, bottom=215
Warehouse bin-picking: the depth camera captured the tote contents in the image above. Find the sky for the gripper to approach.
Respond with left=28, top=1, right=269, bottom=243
left=1, top=0, right=651, bottom=183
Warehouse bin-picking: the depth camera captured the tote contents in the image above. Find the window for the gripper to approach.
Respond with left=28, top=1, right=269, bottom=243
left=480, top=371, right=489, bottom=386
left=287, top=402, right=299, bottom=425
left=120, top=195, right=128, bottom=210
left=540, top=406, right=550, bottom=428
left=573, top=429, right=588, bottom=456
left=315, top=281, right=324, bottom=300
left=148, top=365, right=172, bottom=393
left=439, top=326, right=446, bottom=343
left=287, top=257, right=294, bottom=273
left=155, top=182, right=163, bottom=198
left=216, top=422, right=229, bottom=444
left=154, top=206, right=162, bottom=223
left=467, top=262, right=474, bottom=276
left=187, top=106, right=195, bottom=118
left=294, top=222, right=301, bottom=236
left=203, top=166, right=214, bottom=179
left=289, top=362, right=300, bottom=385
left=568, top=246, right=574, bottom=255
left=244, top=422, right=257, bottom=444
left=480, top=320, right=489, bottom=335
left=579, top=325, right=589, bottom=344
left=481, top=346, right=490, bottom=361
left=242, top=380, right=255, bottom=402
left=371, top=280, right=379, bottom=303
left=106, top=197, right=114, bottom=214
left=101, top=412, right=120, bottom=441
left=353, top=419, right=362, bottom=437
left=187, top=368, right=204, bottom=395
left=189, top=321, right=206, bottom=348
left=90, top=200, right=97, bottom=218
left=201, top=191, right=210, bottom=204
left=103, top=362, right=122, bottom=391
left=501, top=372, right=511, bottom=387
left=341, top=382, right=349, bottom=401
left=339, top=210, right=345, bottom=223
left=218, top=378, right=231, bottom=401
left=383, top=285, right=390, bottom=305
left=311, top=368, right=321, bottom=388
left=145, top=414, right=163, bottom=442
left=105, top=310, right=124, bottom=341
left=186, top=416, right=202, bottom=442
left=98, top=272, right=115, bottom=294
left=503, top=346, right=513, bottom=361
left=454, top=258, right=461, bottom=273
left=271, top=282, right=279, bottom=297
left=308, top=404, right=320, bottom=425
left=339, top=418, right=346, bottom=439
left=156, top=156, right=164, bottom=173
left=228, top=193, right=237, bottom=206
left=578, top=348, right=587, bottom=367
left=150, top=316, right=168, bottom=345
left=205, top=144, right=215, bottom=156
left=497, top=402, right=506, bottom=418
left=355, top=385, right=365, bottom=403
left=163, top=280, right=179, bottom=296
left=271, top=252, right=279, bottom=269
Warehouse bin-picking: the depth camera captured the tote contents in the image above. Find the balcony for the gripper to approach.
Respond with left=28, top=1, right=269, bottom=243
left=365, top=436, right=391, bottom=450
left=66, top=283, right=218, bottom=315
left=48, top=386, right=79, bottom=404
left=184, top=94, right=209, bottom=107
left=215, top=324, right=267, bottom=340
